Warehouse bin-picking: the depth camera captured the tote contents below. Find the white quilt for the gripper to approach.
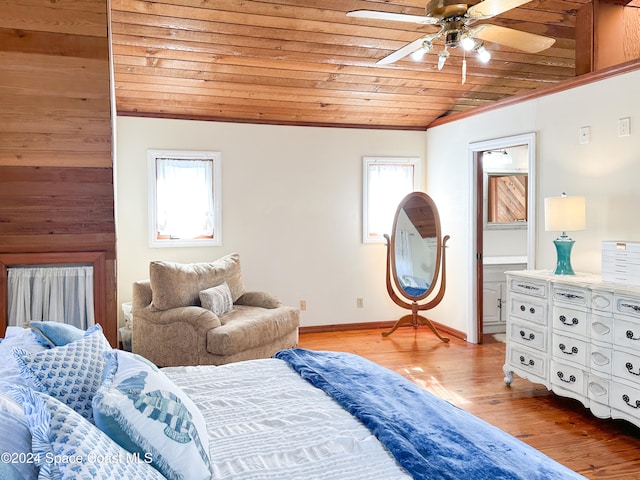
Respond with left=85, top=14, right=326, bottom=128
left=163, top=358, right=410, bottom=480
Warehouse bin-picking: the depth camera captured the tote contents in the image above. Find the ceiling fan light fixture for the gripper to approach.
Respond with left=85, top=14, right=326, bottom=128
left=476, top=44, right=491, bottom=63
left=460, top=36, right=476, bottom=51
left=411, top=39, right=434, bottom=61
left=437, top=48, right=449, bottom=70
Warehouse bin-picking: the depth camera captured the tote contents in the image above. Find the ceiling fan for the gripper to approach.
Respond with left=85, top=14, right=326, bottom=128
left=347, top=0, right=556, bottom=78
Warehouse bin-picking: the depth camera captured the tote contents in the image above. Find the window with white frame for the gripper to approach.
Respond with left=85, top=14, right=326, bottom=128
left=148, top=149, right=221, bottom=247
left=363, top=157, right=419, bottom=243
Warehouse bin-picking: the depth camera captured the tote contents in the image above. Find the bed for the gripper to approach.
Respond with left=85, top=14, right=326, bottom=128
left=0, top=323, right=587, bottom=480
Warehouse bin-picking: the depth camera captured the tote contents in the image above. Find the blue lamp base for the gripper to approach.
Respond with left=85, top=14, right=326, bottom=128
left=553, top=236, right=575, bottom=275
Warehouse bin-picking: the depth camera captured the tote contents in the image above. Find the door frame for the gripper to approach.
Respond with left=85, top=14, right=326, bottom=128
left=467, top=132, right=537, bottom=344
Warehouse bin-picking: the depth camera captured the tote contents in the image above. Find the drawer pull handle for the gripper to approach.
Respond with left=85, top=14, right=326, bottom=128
left=519, top=355, right=535, bottom=367
left=626, top=330, right=640, bottom=341
left=519, top=330, right=535, bottom=341
left=559, top=344, right=578, bottom=355
left=557, top=371, right=576, bottom=384
left=621, top=302, right=640, bottom=313
left=557, top=292, right=584, bottom=301
left=622, top=394, right=640, bottom=409
left=559, top=315, right=579, bottom=326
left=517, top=283, right=540, bottom=292
left=529, top=307, right=536, bottom=314
left=625, top=362, right=640, bottom=376
left=520, top=305, right=525, bottom=312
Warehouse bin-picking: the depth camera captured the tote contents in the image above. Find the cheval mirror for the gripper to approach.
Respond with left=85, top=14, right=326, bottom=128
left=383, top=192, right=450, bottom=342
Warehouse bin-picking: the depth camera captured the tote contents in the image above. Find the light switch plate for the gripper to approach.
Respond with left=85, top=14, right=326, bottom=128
left=618, top=117, right=631, bottom=137
left=579, top=126, right=591, bottom=144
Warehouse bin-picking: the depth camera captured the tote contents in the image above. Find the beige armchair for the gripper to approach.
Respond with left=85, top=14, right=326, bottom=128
left=132, top=253, right=300, bottom=367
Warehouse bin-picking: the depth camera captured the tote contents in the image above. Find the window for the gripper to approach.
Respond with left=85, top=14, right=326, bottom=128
left=148, top=150, right=221, bottom=247
left=363, top=157, right=419, bottom=243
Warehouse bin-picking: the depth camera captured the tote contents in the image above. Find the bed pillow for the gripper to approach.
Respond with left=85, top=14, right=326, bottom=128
left=0, top=327, right=48, bottom=393
left=150, top=253, right=245, bottom=310
left=28, top=321, right=86, bottom=347
left=199, top=282, right=233, bottom=316
left=0, top=392, right=38, bottom=480
left=12, top=324, right=111, bottom=422
left=92, top=350, right=211, bottom=480
left=10, top=386, right=165, bottom=480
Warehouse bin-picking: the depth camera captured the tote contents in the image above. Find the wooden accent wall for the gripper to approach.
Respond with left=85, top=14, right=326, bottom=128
left=0, top=0, right=116, bottom=345
left=576, top=0, right=640, bottom=75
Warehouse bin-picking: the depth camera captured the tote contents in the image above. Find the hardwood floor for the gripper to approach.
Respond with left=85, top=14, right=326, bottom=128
left=298, top=326, right=640, bottom=479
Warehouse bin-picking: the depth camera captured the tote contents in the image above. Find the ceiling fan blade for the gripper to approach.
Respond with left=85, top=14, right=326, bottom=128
left=346, top=10, right=439, bottom=25
left=470, top=24, right=556, bottom=53
left=467, top=0, right=532, bottom=19
left=376, top=37, right=430, bottom=65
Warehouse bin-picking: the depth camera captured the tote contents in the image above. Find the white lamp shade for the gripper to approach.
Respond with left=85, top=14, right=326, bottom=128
left=544, top=196, right=586, bottom=232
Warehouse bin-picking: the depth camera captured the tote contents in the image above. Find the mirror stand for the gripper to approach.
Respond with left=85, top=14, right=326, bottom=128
left=383, top=233, right=451, bottom=342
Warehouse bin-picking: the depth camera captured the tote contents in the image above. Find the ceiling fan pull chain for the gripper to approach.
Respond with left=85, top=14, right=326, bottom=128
left=462, top=56, right=467, bottom=85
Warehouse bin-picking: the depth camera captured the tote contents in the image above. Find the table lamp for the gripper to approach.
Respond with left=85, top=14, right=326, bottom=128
left=544, top=193, right=586, bottom=275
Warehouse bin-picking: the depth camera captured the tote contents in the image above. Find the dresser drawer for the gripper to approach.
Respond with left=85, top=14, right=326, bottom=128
left=509, top=294, right=548, bottom=325
left=552, top=305, right=588, bottom=337
left=552, top=333, right=587, bottom=366
left=509, top=276, right=548, bottom=298
left=507, top=344, right=547, bottom=379
left=553, top=284, right=589, bottom=308
left=614, top=294, right=640, bottom=320
left=587, top=374, right=611, bottom=419
left=612, top=316, right=640, bottom=352
left=590, top=344, right=612, bottom=376
left=590, top=314, right=613, bottom=344
left=508, top=320, right=546, bottom=352
left=551, top=359, right=586, bottom=396
left=591, top=289, right=613, bottom=313
left=612, top=350, right=640, bottom=386
left=610, top=381, right=640, bottom=423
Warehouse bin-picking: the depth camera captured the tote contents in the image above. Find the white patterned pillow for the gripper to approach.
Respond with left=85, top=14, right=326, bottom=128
left=10, top=387, right=165, bottom=480
left=13, top=324, right=112, bottom=422
left=93, top=350, right=211, bottom=480
left=199, top=282, right=233, bottom=316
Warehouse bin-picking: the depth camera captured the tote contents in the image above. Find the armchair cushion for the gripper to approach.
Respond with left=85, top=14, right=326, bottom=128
left=149, top=253, right=245, bottom=310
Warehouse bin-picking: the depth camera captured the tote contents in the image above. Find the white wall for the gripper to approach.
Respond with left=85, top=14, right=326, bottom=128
left=426, top=68, right=640, bottom=337
left=115, top=118, right=427, bottom=327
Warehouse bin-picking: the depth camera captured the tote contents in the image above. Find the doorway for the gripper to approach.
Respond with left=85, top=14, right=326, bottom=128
left=467, top=133, right=537, bottom=344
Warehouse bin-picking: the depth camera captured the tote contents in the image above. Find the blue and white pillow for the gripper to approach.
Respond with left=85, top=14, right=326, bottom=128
left=12, top=324, right=112, bottom=422
left=28, top=321, right=86, bottom=348
left=0, top=392, right=38, bottom=480
left=10, top=387, right=165, bottom=480
left=93, top=350, right=211, bottom=480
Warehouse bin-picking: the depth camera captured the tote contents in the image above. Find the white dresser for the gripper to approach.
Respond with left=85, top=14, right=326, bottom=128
left=503, top=270, right=640, bottom=428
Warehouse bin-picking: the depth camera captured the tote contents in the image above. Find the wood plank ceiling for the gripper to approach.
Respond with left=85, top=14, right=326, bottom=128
left=111, top=0, right=588, bottom=129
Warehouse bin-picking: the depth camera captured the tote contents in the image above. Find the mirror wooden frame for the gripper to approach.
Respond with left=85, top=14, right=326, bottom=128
left=383, top=192, right=450, bottom=342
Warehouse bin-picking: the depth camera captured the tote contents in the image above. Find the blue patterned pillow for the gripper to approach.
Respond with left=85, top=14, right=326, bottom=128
left=10, top=387, right=165, bottom=480
left=93, top=350, right=211, bottom=480
left=13, top=324, right=112, bottom=422
left=28, top=321, right=86, bottom=347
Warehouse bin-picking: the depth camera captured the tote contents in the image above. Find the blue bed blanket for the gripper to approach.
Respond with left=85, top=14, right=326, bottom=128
left=274, top=348, right=586, bottom=480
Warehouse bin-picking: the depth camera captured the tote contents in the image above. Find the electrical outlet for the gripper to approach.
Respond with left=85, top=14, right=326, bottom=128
left=619, top=117, right=631, bottom=137
left=299, top=300, right=307, bottom=311
left=356, top=297, right=364, bottom=308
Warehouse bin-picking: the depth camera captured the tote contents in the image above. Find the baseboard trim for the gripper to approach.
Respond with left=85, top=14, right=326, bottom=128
left=299, top=321, right=466, bottom=341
